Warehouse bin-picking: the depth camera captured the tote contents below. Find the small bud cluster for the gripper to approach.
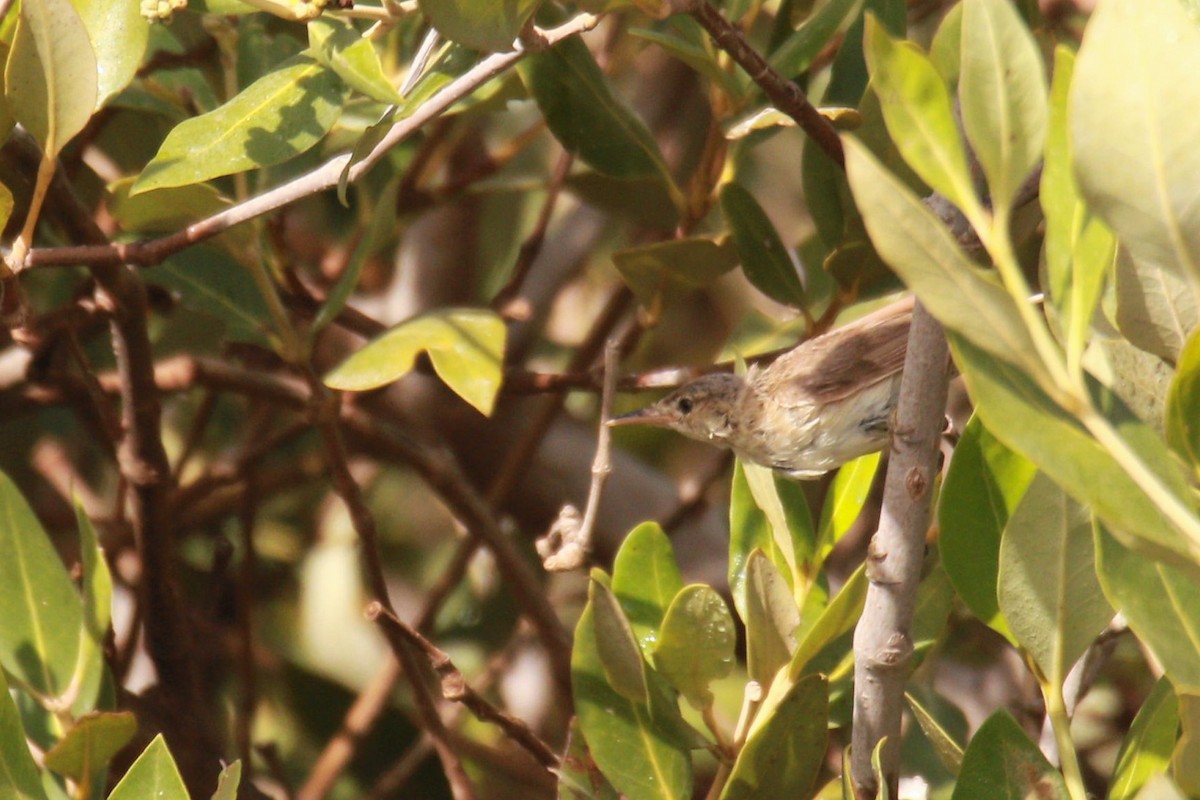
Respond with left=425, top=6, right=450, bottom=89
left=141, top=0, right=188, bottom=23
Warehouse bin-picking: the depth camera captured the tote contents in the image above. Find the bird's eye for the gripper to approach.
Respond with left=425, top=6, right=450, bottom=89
left=676, top=397, right=693, bottom=414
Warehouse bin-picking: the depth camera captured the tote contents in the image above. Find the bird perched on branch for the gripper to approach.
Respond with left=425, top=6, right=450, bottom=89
left=609, top=297, right=915, bottom=478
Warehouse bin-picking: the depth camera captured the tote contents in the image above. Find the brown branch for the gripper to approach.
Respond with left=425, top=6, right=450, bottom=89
left=687, top=0, right=844, bottom=166
left=24, top=13, right=601, bottom=272
left=367, top=602, right=560, bottom=771
left=849, top=301, right=950, bottom=798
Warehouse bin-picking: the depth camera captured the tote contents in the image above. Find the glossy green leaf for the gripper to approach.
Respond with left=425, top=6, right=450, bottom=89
left=1095, top=526, right=1200, bottom=693
left=107, top=735, right=188, bottom=800
left=1166, top=328, right=1200, bottom=468
left=211, top=760, right=243, bottom=800
left=816, top=452, right=880, bottom=558
left=997, top=473, right=1113, bottom=682
left=862, top=16, right=978, bottom=218
left=144, top=247, right=271, bottom=347
left=652, top=585, right=735, bottom=710
left=572, top=594, right=693, bottom=800
left=133, top=55, right=347, bottom=194
left=325, top=308, right=506, bottom=416
left=590, top=579, right=650, bottom=703
left=1108, top=677, right=1178, bottom=800
left=905, top=690, right=964, bottom=775
left=418, top=0, right=540, bottom=53
left=742, top=461, right=816, bottom=589
left=558, top=719, right=621, bottom=800
left=719, top=674, right=828, bottom=800
left=949, top=333, right=1200, bottom=572
left=939, top=417, right=1034, bottom=642
left=950, top=710, right=1068, bottom=800
left=844, top=137, right=1045, bottom=379
left=72, top=505, right=111, bottom=717
left=6, top=0, right=97, bottom=156
left=721, top=183, right=807, bottom=309
left=0, top=670, right=46, bottom=800
left=729, top=461, right=794, bottom=619
left=0, top=471, right=83, bottom=699
left=70, top=0, right=148, bottom=108
left=788, top=563, right=866, bottom=679
left=520, top=36, right=681, bottom=207
left=308, top=16, right=402, bottom=104
left=769, top=0, right=864, bottom=78
left=744, top=551, right=800, bottom=687
left=612, top=237, right=739, bottom=308
left=958, top=0, right=1046, bottom=214
left=44, top=712, right=136, bottom=782
left=612, top=522, right=684, bottom=655
left=1114, top=248, right=1197, bottom=363
left=1072, top=0, right=1200, bottom=304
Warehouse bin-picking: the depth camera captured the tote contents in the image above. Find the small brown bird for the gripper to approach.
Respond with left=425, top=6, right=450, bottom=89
left=609, top=298, right=914, bottom=478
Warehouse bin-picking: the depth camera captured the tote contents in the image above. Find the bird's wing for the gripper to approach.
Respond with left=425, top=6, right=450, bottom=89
left=766, top=301, right=913, bottom=406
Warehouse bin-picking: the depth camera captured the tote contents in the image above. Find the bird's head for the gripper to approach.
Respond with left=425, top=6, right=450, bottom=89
left=608, top=372, right=746, bottom=445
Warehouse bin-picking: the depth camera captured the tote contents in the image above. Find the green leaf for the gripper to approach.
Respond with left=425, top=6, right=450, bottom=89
left=43, top=712, right=136, bottom=782
left=565, top=172, right=681, bottom=231
left=133, top=55, right=347, bottom=194
left=739, top=461, right=815, bottom=592
left=721, top=183, right=807, bottom=309
left=0, top=181, right=13, bottom=232
left=612, top=237, right=739, bottom=308
left=1041, top=47, right=1113, bottom=372
left=590, top=579, right=650, bottom=703
left=929, top=3, right=963, bottom=84
left=824, top=0, right=906, bottom=107
left=418, top=0, right=541, bottom=53
left=520, top=36, right=682, bottom=208
left=958, top=0, right=1046, bottom=215
left=0, top=670, right=46, bottom=800
left=108, top=735, right=189, bottom=800
left=905, top=690, right=964, bottom=775
left=558, top=719, right=621, bottom=800
left=950, top=710, right=1069, bottom=800
left=1174, top=692, right=1200, bottom=796
left=108, top=178, right=232, bottom=233
left=1095, top=526, right=1200, bottom=693
left=744, top=551, right=800, bottom=688
left=939, top=416, right=1034, bottom=642
left=308, top=16, right=402, bottom=104
left=1108, top=677, right=1178, bottom=800
left=947, top=332, right=1200, bottom=572
left=144, top=247, right=272, bottom=347
left=1072, top=0, right=1200, bottom=304
left=997, top=472, right=1113, bottom=683
left=0, top=470, right=83, bottom=699
left=720, top=674, right=828, bottom=800
left=612, top=522, right=684, bottom=655
left=768, top=0, right=865, bottom=79
left=6, top=0, right=97, bottom=156
left=862, top=15, right=978, bottom=218
left=729, top=461, right=793, bottom=619
left=324, top=308, right=506, bottom=416
left=211, top=760, right=243, bottom=800
left=72, top=505, right=111, bottom=717
left=788, top=563, right=866, bottom=679
left=652, top=585, right=735, bottom=710
left=1114, top=248, right=1198, bottom=363
left=572, top=593, right=693, bottom=800
left=1166, top=328, right=1200, bottom=468
left=70, top=0, right=149, bottom=108
left=815, top=452, right=880, bottom=559
left=843, top=137, right=1046, bottom=380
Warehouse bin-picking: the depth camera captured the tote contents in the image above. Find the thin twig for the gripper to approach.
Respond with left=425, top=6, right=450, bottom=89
left=25, top=14, right=601, bottom=271
left=367, top=602, right=560, bottom=771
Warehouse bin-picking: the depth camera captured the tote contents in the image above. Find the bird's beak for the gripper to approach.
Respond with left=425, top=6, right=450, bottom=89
left=606, top=405, right=672, bottom=428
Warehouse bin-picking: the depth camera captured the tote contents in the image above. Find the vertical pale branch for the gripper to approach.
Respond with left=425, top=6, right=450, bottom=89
left=849, top=302, right=950, bottom=797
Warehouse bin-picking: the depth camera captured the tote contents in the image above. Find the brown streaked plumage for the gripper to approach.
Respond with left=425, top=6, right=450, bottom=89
left=609, top=298, right=915, bottom=478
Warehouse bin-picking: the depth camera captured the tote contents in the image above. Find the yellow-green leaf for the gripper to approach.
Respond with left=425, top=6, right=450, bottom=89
left=325, top=308, right=506, bottom=416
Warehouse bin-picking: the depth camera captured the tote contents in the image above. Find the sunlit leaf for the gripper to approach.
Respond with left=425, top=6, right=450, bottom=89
left=70, top=0, right=149, bottom=108
left=1166, top=328, right=1200, bottom=468
left=612, top=522, right=683, bottom=655
left=418, top=0, right=541, bottom=53
left=211, top=761, right=243, bottom=800
left=107, top=735, right=188, bottom=800
left=1114, top=248, right=1198, bottom=363
left=309, top=16, right=402, bottom=104
left=744, top=551, right=799, bottom=687
left=951, top=710, right=1068, bottom=800
left=652, top=585, right=735, bottom=710
left=133, top=55, right=348, bottom=194
left=1108, top=677, right=1179, bottom=800
left=44, top=712, right=136, bottom=782
left=325, top=308, right=506, bottom=416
